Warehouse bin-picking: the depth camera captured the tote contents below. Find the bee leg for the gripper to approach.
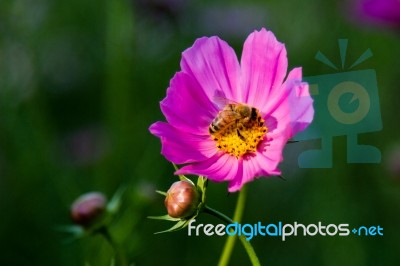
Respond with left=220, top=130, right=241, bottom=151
left=237, top=129, right=246, bottom=141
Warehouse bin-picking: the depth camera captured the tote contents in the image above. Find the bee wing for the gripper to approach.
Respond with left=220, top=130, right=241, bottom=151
left=218, top=109, right=239, bottom=119
left=212, top=91, right=240, bottom=109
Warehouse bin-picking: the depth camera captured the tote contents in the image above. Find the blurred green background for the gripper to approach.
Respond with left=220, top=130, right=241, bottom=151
left=1, top=0, right=400, bottom=265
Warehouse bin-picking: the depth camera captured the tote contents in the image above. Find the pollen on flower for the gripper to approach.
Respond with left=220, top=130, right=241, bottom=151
left=210, top=105, right=268, bottom=158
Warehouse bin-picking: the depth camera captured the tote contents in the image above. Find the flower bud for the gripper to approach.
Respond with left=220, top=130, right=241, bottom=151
left=164, top=180, right=200, bottom=218
left=71, top=192, right=106, bottom=227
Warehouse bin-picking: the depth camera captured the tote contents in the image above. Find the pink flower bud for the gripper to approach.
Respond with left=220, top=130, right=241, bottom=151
left=164, top=180, right=200, bottom=218
left=71, top=192, right=106, bottom=227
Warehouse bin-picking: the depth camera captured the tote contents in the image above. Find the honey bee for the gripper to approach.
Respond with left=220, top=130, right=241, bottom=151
left=209, top=99, right=260, bottom=141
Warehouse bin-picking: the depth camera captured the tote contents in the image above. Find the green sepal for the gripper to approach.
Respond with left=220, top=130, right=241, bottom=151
left=147, top=214, right=180, bottom=222
left=154, top=220, right=186, bottom=234
left=55, top=225, right=85, bottom=235
left=155, top=190, right=167, bottom=196
left=55, top=225, right=87, bottom=244
left=196, top=175, right=208, bottom=204
left=107, top=186, right=126, bottom=214
left=276, top=175, right=287, bottom=181
left=153, top=218, right=195, bottom=234
left=172, top=163, right=192, bottom=183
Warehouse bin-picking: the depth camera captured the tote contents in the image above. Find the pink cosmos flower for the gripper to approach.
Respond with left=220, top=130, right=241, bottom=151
left=150, top=28, right=314, bottom=192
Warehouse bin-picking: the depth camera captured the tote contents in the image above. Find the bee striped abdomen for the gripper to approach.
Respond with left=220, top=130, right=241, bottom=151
left=209, top=123, right=220, bottom=134
left=250, top=107, right=258, bottom=121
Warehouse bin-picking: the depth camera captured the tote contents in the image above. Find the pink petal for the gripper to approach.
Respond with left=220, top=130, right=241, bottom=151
left=180, top=36, right=241, bottom=103
left=285, top=68, right=314, bottom=135
left=227, top=156, right=256, bottom=192
left=225, top=67, right=313, bottom=193
left=149, top=122, right=217, bottom=164
left=263, top=67, right=314, bottom=138
left=160, top=72, right=217, bottom=135
left=176, top=153, right=238, bottom=182
left=240, top=28, right=288, bottom=109
left=227, top=115, right=290, bottom=192
left=256, top=139, right=285, bottom=176
left=227, top=141, right=283, bottom=192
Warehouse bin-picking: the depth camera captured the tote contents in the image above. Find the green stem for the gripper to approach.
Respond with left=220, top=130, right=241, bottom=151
left=218, top=185, right=247, bottom=266
left=98, top=226, right=128, bottom=266
left=204, top=186, right=261, bottom=266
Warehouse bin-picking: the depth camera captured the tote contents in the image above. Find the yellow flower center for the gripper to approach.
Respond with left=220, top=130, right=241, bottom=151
left=209, top=104, right=268, bottom=158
